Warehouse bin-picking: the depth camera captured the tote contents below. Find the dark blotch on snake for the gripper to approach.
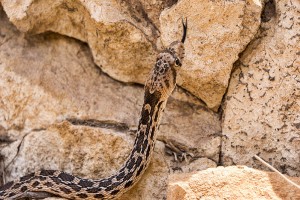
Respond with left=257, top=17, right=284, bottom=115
left=31, top=181, right=40, bottom=187
left=145, top=146, right=151, bottom=159
left=105, top=179, right=123, bottom=192
left=51, top=177, right=61, bottom=184
left=99, top=179, right=112, bottom=188
left=79, top=179, right=94, bottom=187
left=60, top=187, right=72, bottom=194
left=44, top=182, right=54, bottom=187
left=135, top=156, right=143, bottom=168
left=20, top=172, right=35, bottom=182
left=12, top=183, right=22, bottom=189
left=141, top=138, right=148, bottom=153
left=123, top=171, right=134, bottom=181
left=126, top=156, right=136, bottom=170
left=159, top=67, right=165, bottom=74
left=40, top=170, right=56, bottom=176
left=136, top=164, right=144, bottom=177
left=86, top=187, right=101, bottom=193
left=69, top=183, right=82, bottom=192
left=94, top=193, right=105, bottom=198
left=77, top=193, right=88, bottom=198
left=140, top=106, right=150, bottom=124
left=134, top=133, right=144, bottom=153
left=110, top=190, right=120, bottom=195
left=116, top=171, right=125, bottom=181
left=8, top=192, right=16, bottom=197
left=58, top=172, right=75, bottom=182
left=144, top=90, right=161, bottom=111
left=20, top=186, right=27, bottom=192
left=39, top=176, right=47, bottom=181
left=124, top=180, right=133, bottom=188
left=0, top=181, right=13, bottom=191
left=110, top=181, right=122, bottom=189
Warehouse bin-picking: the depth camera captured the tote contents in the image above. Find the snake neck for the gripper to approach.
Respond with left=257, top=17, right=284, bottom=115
left=104, top=88, right=167, bottom=197
left=79, top=88, right=168, bottom=199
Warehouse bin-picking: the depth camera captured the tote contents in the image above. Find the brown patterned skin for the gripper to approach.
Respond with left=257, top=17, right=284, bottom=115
left=0, top=19, right=187, bottom=200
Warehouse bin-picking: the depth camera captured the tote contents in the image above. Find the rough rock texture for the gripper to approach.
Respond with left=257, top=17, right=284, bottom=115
left=0, top=7, right=219, bottom=199
left=160, top=0, right=263, bottom=109
left=0, top=0, right=263, bottom=109
left=1, top=0, right=300, bottom=199
left=167, top=166, right=300, bottom=200
left=222, top=0, right=300, bottom=176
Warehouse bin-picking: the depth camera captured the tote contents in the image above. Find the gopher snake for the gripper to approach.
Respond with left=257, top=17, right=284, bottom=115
left=0, top=19, right=187, bottom=199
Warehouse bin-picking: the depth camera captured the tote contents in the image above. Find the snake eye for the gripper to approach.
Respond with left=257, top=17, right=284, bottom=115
left=175, top=58, right=181, bottom=67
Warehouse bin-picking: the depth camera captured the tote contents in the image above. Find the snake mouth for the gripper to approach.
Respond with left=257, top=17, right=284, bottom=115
left=181, top=18, right=187, bottom=43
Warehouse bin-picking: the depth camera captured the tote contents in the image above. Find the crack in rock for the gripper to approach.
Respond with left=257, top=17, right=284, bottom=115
left=67, top=118, right=130, bottom=132
left=3, top=128, right=46, bottom=170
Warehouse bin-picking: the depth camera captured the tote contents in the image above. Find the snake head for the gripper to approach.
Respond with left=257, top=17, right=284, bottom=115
left=146, top=18, right=187, bottom=96
left=164, top=18, right=187, bottom=68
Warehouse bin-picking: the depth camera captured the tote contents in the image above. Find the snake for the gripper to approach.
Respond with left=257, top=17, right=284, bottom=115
left=0, top=19, right=187, bottom=200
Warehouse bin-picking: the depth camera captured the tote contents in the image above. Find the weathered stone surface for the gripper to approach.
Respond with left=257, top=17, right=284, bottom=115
left=1, top=0, right=159, bottom=84
left=159, top=96, right=222, bottom=163
left=0, top=0, right=263, bottom=109
left=1, top=0, right=299, bottom=198
left=222, top=0, right=300, bottom=176
left=7, top=122, right=134, bottom=181
left=160, top=0, right=263, bottom=109
left=167, top=166, right=300, bottom=200
left=0, top=7, right=220, bottom=199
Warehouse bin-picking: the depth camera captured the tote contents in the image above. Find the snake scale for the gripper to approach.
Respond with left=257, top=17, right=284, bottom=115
left=0, top=19, right=187, bottom=199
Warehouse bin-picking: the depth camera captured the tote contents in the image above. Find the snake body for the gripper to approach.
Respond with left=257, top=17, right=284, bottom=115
left=0, top=20, right=187, bottom=199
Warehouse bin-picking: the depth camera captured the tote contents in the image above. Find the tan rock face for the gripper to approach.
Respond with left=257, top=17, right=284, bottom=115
left=1, top=0, right=159, bottom=85
left=160, top=0, right=263, bottom=109
left=222, top=0, right=300, bottom=176
left=167, top=166, right=300, bottom=200
left=0, top=7, right=220, bottom=199
left=1, top=0, right=299, bottom=198
left=1, top=0, right=263, bottom=109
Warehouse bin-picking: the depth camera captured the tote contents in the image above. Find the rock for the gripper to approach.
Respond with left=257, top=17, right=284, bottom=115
left=174, top=158, right=217, bottom=174
left=222, top=0, right=300, bottom=176
left=8, top=122, right=134, bottom=181
left=2, top=0, right=299, bottom=198
left=160, top=0, right=263, bottom=109
left=1, top=0, right=159, bottom=85
left=0, top=0, right=263, bottom=109
left=0, top=7, right=220, bottom=199
left=159, top=95, right=222, bottom=163
left=167, top=165, right=300, bottom=199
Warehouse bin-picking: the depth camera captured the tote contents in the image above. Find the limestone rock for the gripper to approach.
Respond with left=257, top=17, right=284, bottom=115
left=160, top=0, right=263, bottom=109
left=167, top=166, right=300, bottom=199
left=0, top=7, right=220, bottom=199
left=0, top=0, right=263, bottom=109
left=159, top=96, right=222, bottom=163
left=2, top=0, right=299, bottom=198
left=1, top=0, right=159, bottom=85
left=222, top=0, right=300, bottom=176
